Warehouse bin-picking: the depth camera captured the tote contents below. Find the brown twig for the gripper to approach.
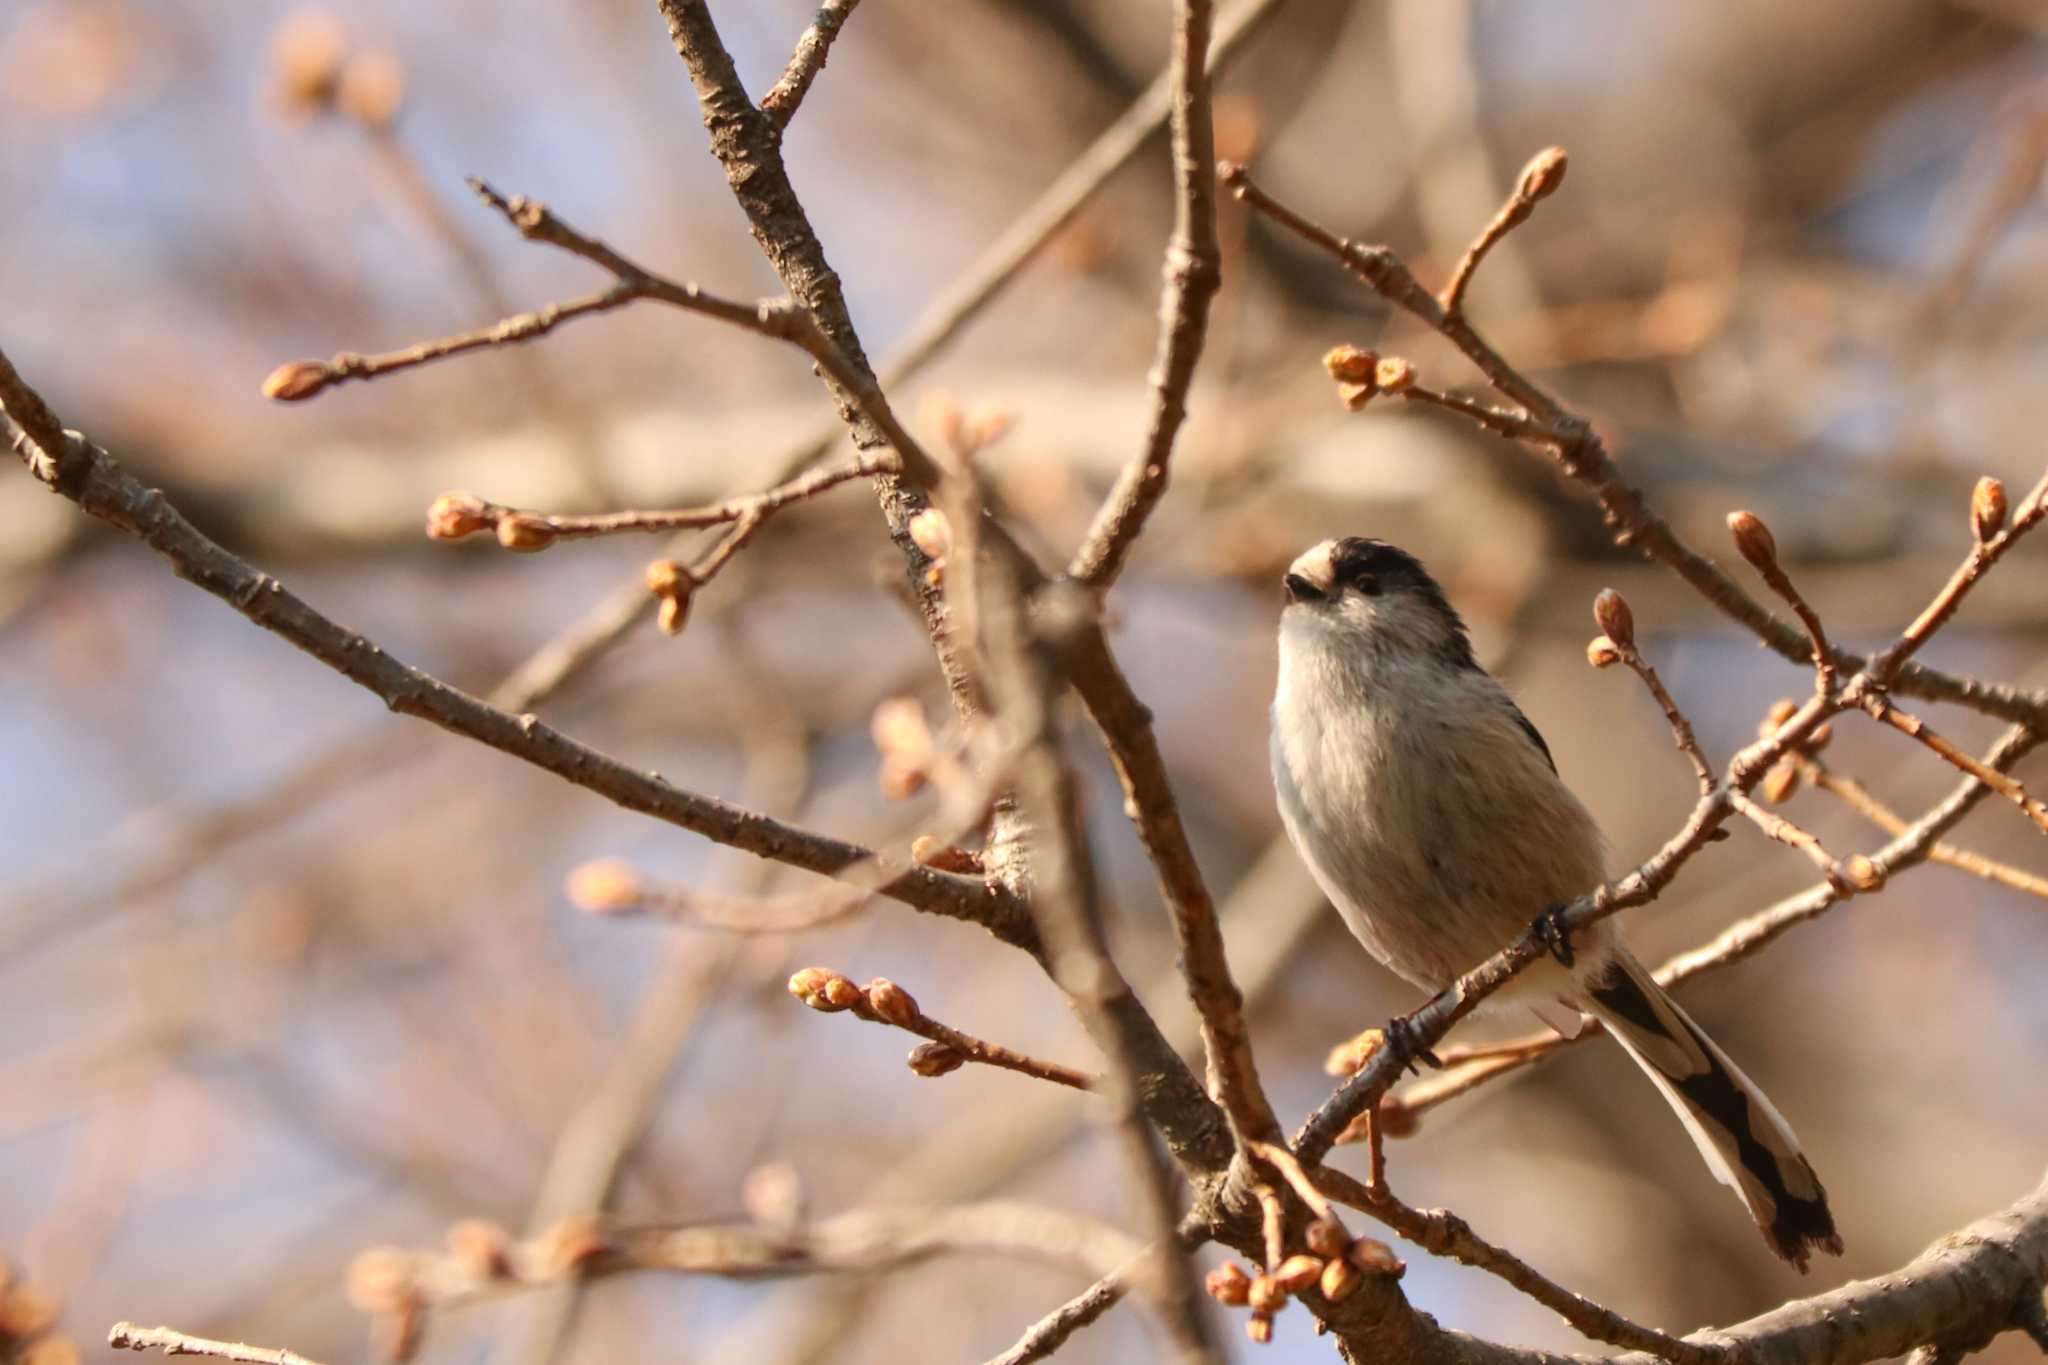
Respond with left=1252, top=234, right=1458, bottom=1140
left=1309, top=1169, right=1726, bottom=1364
left=760, top=0, right=863, bottom=130
left=372, top=1202, right=1149, bottom=1311
left=1063, top=624, right=1283, bottom=1149
left=109, top=1324, right=328, bottom=1365
left=982, top=1269, right=1129, bottom=1365
left=1728, top=790, right=1864, bottom=890
left=422, top=453, right=895, bottom=552
left=1727, top=510, right=1836, bottom=694
left=1860, top=697, right=2048, bottom=835
left=787, top=969, right=1097, bottom=1091
left=1222, top=158, right=2048, bottom=733
left=567, top=860, right=875, bottom=933
left=1068, top=0, right=1222, bottom=590
left=1440, top=147, right=1568, bottom=317
left=0, top=352, right=1033, bottom=949
left=1795, top=755, right=2048, bottom=899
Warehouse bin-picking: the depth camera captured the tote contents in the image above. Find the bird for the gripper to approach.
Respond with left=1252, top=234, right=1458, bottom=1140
left=1270, top=535, right=1842, bottom=1269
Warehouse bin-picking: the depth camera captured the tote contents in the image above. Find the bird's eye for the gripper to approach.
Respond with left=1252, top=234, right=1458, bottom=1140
left=1350, top=574, right=1381, bottom=597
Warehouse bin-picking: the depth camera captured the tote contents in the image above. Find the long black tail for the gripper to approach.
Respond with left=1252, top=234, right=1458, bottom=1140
left=1584, top=951, right=1843, bottom=1270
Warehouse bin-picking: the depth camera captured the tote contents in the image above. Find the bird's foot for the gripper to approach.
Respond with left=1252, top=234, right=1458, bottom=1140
left=1383, top=1011, right=1444, bottom=1076
left=1533, top=903, right=1576, bottom=968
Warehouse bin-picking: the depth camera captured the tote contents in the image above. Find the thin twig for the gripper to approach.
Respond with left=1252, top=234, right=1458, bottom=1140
left=1729, top=790, right=1859, bottom=888
left=1796, top=755, right=2048, bottom=899
left=1221, top=159, right=2048, bottom=733
left=427, top=453, right=895, bottom=549
left=1068, top=0, right=1222, bottom=589
left=0, top=352, right=1033, bottom=948
left=760, top=0, right=863, bottom=130
left=980, top=1270, right=1129, bottom=1365
left=1440, top=147, right=1568, bottom=317
left=790, top=968, right=1097, bottom=1091
left=1308, top=1169, right=1730, bottom=1364
left=1861, top=697, right=2048, bottom=835
left=110, top=1324, right=328, bottom=1365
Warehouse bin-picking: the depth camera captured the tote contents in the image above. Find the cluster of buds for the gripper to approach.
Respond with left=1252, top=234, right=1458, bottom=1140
left=871, top=697, right=937, bottom=798
left=563, top=858, right=645, bottom=915
left=1585, top=586, right=1637, bottom=670
left=1756, top=698, right=1834, bottom=804
left=787, top=967, right=863, bottom=1013
left=644, top=558, right=695, bottom=635
left=421, top=491, right=562, bottom=553
left=0, top=1260, right=75, bottom=1365
left=1204, top=1227, right=1405, bottom=1342
left=1321, top=345, right=1416, bottom=412
left=268, top=10, right=406, bottom=131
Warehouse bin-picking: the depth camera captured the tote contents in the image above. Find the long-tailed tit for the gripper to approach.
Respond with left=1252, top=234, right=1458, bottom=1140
left=1271, top=536, right=1842, bottom=1269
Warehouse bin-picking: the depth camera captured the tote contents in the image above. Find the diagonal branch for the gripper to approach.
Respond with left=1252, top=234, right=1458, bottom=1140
left=1222, top=161, right=2048, bottom=732
left=1068, top=0, right=1223, bottom=590
left=0, top=352, right=1030, bottom=948
left=760, top=0, right=863, bottom=130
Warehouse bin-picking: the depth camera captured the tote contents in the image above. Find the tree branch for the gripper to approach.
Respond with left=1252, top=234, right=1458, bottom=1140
left=1068, top=0, right=1223, bottom=589
left=760, top=0, right=863, bottom=130
left=0, top=353, right=1030, bottom=947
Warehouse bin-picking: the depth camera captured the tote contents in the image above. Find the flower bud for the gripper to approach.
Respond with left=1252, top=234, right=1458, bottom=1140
left=1592, top=588, right=1635, bottom=651
left=866, top=978, right=919, bottom=1028
left=1337, top=381, right=1376, bottom=411
left=261, top=360, right=330, bottom=402
left=1321, top=345, right=1378, bottom=385
left=1273, top=1255, right=1323, bottom=1294
left=741, top=1161, right=806, bottom=1233
left=1373, top=356, right=1416, bottom=394
left=1320, top=1255, right=1361, bottom=1303
left=565, top=859, right=641, bottom=913
left=447, top=1219, right=511, bottom=1279
left=657, top=591, right=691, bottom=636
left=1727, top=509, right=1779, bottom=573
left=645, top=558, right=685, bottom=597
left=907, top=1040, right=966, bottom=1077
left=1586, top=636, right=1622, bottom=669
left=1324, top=1028, right=1383, bottom=1077
left=1349, top=1238, right=1405, bottom=1277
left=1806, top=721, right=1833, bottom=752
left=1305, top=1219, right=1348, bottom=1258
left=1973, top=475, right=2008, bottom=543
left=344, top=1248, right=416, bottom=1314
left=1761, top=759, right=1800, bottom=805
left=1204, top=1262, right=1252, bottom=1306
left=788, top=967, right=861, bottom=1012
left=1246, top=1313, right=1274, bottom=1344
left=338, top=49, right=404, bottom=131
left=1763, top=698, right=1799, bottom=734
left=425, top=492, right=490, bottom=540
left=1842, top=854, right=1885, bottom=892
left=908, top=507, right=952, bottom=561
left=495, top=513, right=556, bottom=552
left=1517, top=146, right=1569, bottom=202
left=1247, top=1274, right=1286, bottom=1313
